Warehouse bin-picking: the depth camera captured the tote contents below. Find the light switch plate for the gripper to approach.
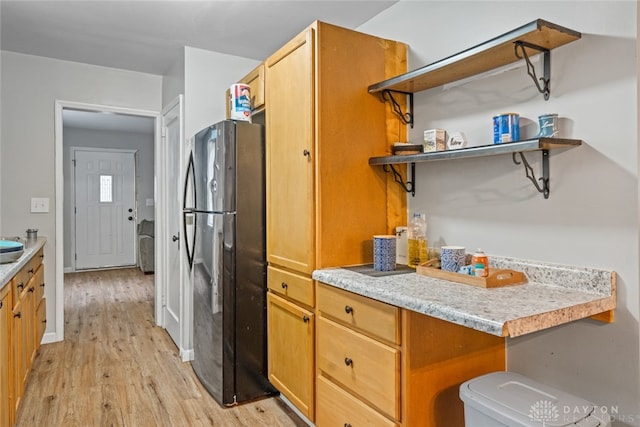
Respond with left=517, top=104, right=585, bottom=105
left=31, top=197, right=49, bottom=213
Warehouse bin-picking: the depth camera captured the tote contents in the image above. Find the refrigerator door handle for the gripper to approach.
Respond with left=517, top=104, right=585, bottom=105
left=183, top=151, right=196, bottom=270
left=183, top=151, right=195, bottom=210
left=183, top=211, right=195, bottom=270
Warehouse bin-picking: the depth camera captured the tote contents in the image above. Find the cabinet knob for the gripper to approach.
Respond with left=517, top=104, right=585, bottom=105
left=14, top=312, right=21, bottom=319
left=344, top=357, right=353, bottom=367
left=281, top=282, right=288, bottom=289
left=344, top=424, right=352, bottom=427
left=0, top=301, right=3, bottom=309
left=28, top=268, right=34, bottom=274
left=17, top=283, right=24, bottom=290
left=41, top=282, right=45, bottom=288
left=43, top=319, right=47, bottom=324
left=303, top=149, right=310, bottom=157
left=302, top=315, right=310, bottom=323
left=344, top=305, right=353, bottom=314
left=28, top=286, right=35, bottom=293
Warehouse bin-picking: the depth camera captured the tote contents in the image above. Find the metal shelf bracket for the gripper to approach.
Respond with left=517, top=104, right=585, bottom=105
left=381, top=89, right=414, bottom=128
left=383, top=163, right=416, bottom=197
left=514, top=40, right=551, bottom=100
left=512, top=150, right=550, bottom=198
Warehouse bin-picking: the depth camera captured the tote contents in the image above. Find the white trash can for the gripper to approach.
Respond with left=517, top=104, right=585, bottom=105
left=459, top=371, right=612, bottom=427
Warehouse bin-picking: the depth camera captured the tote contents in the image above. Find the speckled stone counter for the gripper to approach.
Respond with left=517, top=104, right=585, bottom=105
left=312, top=256, right=616, bottom=338
left=0, top=237, right=47, bottom=290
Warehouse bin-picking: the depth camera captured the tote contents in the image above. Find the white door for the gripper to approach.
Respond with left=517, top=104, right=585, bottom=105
left=161, top=96, right=184, bottom=353
left=74, top=149, right=137, bottom=269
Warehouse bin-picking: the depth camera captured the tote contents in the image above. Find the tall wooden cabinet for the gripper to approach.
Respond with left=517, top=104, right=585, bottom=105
left=265, top=21, right=407, bottom=421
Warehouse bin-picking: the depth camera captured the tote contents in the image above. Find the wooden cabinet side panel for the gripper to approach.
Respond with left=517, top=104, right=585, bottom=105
left=314, top=23, right=406, bottom=268
left=383, top=41, right=409, bottom=232
left=267, top=293, right=315, bottom=420
left=402, top=310, right=506, bottom=427
left=266, top=28, right=316, bottom=274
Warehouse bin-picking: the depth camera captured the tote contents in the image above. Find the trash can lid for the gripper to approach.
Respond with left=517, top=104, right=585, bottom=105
left=460, top=372, right=609, bottom=427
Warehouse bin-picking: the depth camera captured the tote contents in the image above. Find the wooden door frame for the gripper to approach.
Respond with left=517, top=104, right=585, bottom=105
left=53, top=100, right=161, bottom=344
left=69, top=146, right=138, bottom=272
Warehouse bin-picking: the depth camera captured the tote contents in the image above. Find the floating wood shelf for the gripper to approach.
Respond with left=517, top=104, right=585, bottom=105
left=368, top=19, right=582, bottom=95
left=369, top=138, right=581, bottom=165
left=370, top=138, right=582, bottom=199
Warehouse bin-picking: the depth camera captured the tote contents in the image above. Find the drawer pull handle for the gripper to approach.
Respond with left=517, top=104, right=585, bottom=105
left=302, top=315, right=310, bottom=323
left=344, top=305, right=353, bottom=314
left=281, top=282, right=288, bottom=289
left=344, top=357, right=353, bottom=367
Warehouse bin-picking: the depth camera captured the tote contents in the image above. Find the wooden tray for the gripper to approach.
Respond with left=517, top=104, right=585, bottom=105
left=416, top=262, right=527, bottom=288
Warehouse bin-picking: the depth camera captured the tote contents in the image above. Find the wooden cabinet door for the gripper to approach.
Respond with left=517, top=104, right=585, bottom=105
left=267, top=293, right=315, bottom=420
left=24, top=279, right=36, bottom=367
left=241, top=63, right=265, bottom=111
left=265, top=28, right=315, bottom=274
left=0, top=286, right=11, bottom=427
left=11, top=296, right=25, bottom=414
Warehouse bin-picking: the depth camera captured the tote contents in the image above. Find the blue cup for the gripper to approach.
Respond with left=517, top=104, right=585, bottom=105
left=440, top=246, right=466, bottom=272
left=373, top=235, right=396, bottom=271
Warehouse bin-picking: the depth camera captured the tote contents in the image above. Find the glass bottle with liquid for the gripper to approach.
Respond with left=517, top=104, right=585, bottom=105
left=407, top=212, right=428, bottom=268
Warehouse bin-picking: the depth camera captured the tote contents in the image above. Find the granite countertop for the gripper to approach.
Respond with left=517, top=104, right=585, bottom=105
left=312, top=255, right=616, bottom=338
left=0, top=237, right=47, bottom=290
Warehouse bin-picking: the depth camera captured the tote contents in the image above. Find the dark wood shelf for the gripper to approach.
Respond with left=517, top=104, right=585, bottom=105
left=369, top=138, right=582, bottom=165
left=368, top=19, right=581, bottom=95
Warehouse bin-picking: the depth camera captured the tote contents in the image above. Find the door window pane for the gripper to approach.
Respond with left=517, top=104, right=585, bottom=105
left=100, top=175, right=113, bottom=203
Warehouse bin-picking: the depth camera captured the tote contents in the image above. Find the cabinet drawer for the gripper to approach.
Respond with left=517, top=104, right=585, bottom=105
left=317, top=317, right=400, bottom=419
left=34, top=266, right=45, bottom=302
left=12, top=270, right=30, bottom=304
left=317, top=283, right=400, bottom=344
left=268, top=266, right=314, bottom=307
left=27, top=248, right=44, bottom=274
left=316, top=375, right=398, bottom=427
left=36, top=298, right=46, bottom=345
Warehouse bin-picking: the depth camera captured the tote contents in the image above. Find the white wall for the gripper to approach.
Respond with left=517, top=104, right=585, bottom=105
left=0, top=50, right=162, bottom=339
left=184, top=46, right=259, bottom=138
left=361, top=1, right=638, bottom=424
left=62, top=126, right=155, bottom=270
left=162, top=49, right=185, bottom=107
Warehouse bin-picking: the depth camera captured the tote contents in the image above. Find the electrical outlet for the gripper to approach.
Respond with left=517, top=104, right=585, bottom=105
left=31, top=197, right=49, bottom=213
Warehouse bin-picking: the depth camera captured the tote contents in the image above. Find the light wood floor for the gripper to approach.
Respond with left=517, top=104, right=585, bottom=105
left=16, top=268, right=307, bottom=426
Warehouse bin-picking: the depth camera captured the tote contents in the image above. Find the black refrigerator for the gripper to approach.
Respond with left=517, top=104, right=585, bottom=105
left=183, top=119, right=276, bottom=406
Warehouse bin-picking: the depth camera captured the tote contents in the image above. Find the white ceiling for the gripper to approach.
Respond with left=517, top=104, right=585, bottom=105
left=2, top=1, right=397, bottom=133
left=1, top=0, right=397, bottom=75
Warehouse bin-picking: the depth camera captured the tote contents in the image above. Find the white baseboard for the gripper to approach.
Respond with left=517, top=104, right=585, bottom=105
left=180, top=348, right=194, bottom=362
left=41, top=331, right=62, bottom=344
